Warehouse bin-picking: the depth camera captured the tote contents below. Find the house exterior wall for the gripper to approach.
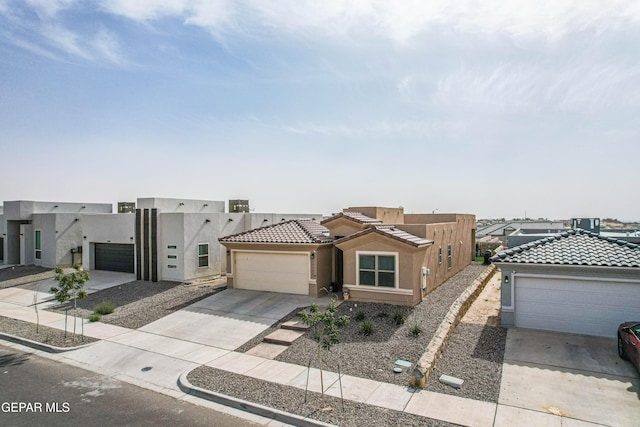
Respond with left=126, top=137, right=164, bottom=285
left=179, top=213, right=221, bottom=282
left=336, top=233, right=428, bottom=306
left=245, top=213, right=321, bottom=229
left=344, top=206, right=404, bottom=224
left=137, top=198, right=224, bottom=213
left=81, top=214, right=135, bottom=270
left=324, top=219, right=366, bottom=238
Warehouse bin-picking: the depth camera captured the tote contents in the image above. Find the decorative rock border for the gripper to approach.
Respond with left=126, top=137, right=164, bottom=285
left=0, top=332, right=95, bottom=353
left=410, top=264, right=497, bottom=388
left=178, top=371, right=337, bottom=427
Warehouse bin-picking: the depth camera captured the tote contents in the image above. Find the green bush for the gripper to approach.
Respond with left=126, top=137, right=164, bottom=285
left=360, top=321, right=373, bottom=336
left=410, top=324, right=422, bottom=337
left=89, top=313, right=101, bottom=322
left=354, top=310, right=366, bottom=321
left=93, top=300, right=115, bottom=315
left=392, top=310, right=405, bottom=326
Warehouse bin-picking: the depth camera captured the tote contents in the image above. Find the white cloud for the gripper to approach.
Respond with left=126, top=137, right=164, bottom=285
left=24, top=0, right=76, bottom=17
left=97, top=0, right=640, bottom=43
left=42, top=24, right=90, bottom=59
left=92, top=28, right=127, bottom=66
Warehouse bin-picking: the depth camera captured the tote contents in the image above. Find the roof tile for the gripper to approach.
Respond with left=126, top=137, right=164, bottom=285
left=219, top=219, right=333, bottom=244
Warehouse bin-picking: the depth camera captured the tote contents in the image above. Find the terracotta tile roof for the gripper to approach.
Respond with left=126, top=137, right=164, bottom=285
left=321, top=211, right=382, bottom=225
left=491, top=229, right=640, bottom=268
left=219, top=219, right=333, bottom=244
left=334, top=225, right=433, bottom=248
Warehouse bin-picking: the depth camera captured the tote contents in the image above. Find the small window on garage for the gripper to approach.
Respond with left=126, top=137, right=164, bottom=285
left=447, top=244, right=452, bottom=269
left=358, top=253, right=396, bottom=288
left=198, top=243, right=209, bottom=268
left=35, top=230, right=42, bottom=260
left=168, top=254, right=177, bottom=259
left=438, top=246, right=442, bottom=264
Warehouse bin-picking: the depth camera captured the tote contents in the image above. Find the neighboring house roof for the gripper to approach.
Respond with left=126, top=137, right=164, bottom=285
left=219, top=219, right=333, bottom=244
left=334, top=225, right=433, bottom=248
left=477, top=221, right=565, bottom=237
left=491, top=229, right=640, bottom=268
left=321, top=211, right=382, bottom=225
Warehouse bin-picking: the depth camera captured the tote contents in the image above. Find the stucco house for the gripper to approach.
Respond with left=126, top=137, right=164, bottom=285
left=220, top=206, right=476, bottom=305
left=1, top=201, right=112, bottom=268
left=492, top=229, right=640, bottom=337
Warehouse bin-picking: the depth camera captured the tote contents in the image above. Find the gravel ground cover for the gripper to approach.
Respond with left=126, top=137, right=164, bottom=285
left=0, top=315, right=98, bottom=347
left=269, top=263, right=488, bottom=386
left=425, top=323, right=506, bottom=402
left=0, top=266, right=53, bottom=289
left=187, top=366, right=459, bottom=427
left=49, top=279, right=226, bottom=330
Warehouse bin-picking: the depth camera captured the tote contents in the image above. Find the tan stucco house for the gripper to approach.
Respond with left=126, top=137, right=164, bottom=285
left=219, top=207, right=476, bottom=306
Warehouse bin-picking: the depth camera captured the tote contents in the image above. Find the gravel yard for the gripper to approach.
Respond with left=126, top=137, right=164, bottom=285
left=425, top=275, right=506, bottom=402
left=187, top=366, right=458, bottom=427
left=50, top=279, right=226, bottom=330
left=0, top=316, right=98, bottom=347
left=0, top=266, right=53, bottom=289
left=270, top=263, right=489, bottom=386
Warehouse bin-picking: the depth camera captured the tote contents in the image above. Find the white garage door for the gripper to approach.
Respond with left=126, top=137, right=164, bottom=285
left=515, top=276, right=640, bottom=337
left=234, top=252, right=309, bottom=295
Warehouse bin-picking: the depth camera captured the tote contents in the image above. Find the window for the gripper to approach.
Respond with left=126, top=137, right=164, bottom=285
left=167, top=245, right=177, bottom=249
left=447, top=244, right=452, bottom=269
left=167, top=254, right=177, bottom=259
left=198, top=243, right=209, bottom=268
left=35, top=230, right=42, bottom=260
left=438, top=246, right=442, bottom=265
left=359, top=254, right=396, bottom=287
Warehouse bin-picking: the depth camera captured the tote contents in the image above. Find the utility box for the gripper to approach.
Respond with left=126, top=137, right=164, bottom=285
left=118, top=202, right=136, bottom=213
left=229, top=200, right=249, bottom=213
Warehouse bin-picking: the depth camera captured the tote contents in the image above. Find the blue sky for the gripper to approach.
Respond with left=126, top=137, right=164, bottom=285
left=1, top=1, right=639, bottom=220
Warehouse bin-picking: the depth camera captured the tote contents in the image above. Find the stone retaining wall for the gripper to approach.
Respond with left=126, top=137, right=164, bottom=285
left=411, top=264, right=496, bottom=388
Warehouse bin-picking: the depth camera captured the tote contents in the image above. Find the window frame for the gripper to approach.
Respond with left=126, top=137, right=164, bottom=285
left=438, top=246, right=442, bottom=265
left=197, top=243, right=209, bottom=268
left=356, top=251, right=399, bottom=288
left=35, top=230, right=42, bottom=260
left=447, top=243, right=452, bottom=270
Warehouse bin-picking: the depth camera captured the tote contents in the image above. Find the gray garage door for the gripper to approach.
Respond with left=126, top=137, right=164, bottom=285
left=95, top=243, right=134, bottom=273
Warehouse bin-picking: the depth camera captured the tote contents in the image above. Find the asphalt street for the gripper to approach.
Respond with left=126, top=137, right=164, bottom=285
left=0, top=343, right=257, bottom=427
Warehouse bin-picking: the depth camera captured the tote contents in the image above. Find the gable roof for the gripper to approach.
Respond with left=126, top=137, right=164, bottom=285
left=334, top=225, right=433, bottom=248
left=491, top=229, right=640, bottom=268
left=321, top=211, right=382, bottom=225
left=219, top=219, right=333, bottom=245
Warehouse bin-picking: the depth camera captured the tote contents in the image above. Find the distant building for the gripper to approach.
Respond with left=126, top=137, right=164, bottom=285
left=117, top=202, right=136, bottom=213
left=229, top=200, right=250, bottom=213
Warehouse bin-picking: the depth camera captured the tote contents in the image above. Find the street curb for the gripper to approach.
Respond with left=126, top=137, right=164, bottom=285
left=178, top=371, right=337, bottom=427
left=411, top=264, right=497, bottom=387
left=0, top=332, right=95, bottom=353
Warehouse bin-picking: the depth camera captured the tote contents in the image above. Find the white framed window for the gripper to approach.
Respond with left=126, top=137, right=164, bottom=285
left=35, top=230, right=42, bottom=260
left=356, top=251, right=398, bottom=288
left=447, top=244, right=452, bottom=269
left=198, top=243, right=209, bottom=268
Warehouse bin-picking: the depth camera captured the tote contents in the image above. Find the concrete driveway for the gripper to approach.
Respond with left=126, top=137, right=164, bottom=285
left=138, top=288, right=329, bottom=351
left=497, top=328, right=640, bottom=426
left=0, top=270, right=135, bottom=308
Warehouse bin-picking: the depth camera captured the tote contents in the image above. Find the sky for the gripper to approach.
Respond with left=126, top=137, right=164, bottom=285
left=1, top=1, right=639, bottom=221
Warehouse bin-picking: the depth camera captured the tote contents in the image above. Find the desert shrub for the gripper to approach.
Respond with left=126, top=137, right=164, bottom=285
left=354, top=310, right=366, bottom=321
left=392, top=310, right=405, bottom=326
left=94, top=300, right=115, bottom=315
left=89, top=313, right=101, bottom=322
left=360, top=321, right=373, bottom=336
left=410, top=324, right=423, bottom=337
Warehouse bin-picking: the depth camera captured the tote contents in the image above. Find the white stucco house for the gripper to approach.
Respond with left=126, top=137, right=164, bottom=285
left=492, top=229, right=640, bottom=337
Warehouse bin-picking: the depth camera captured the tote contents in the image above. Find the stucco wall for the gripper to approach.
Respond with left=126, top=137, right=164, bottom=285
left=81, top=214, right=135, bottom=270
left=137, top=198, right=225, bottom=213
left=336, top=233, right=427, bottom=306
left=344, top=206, right=405, bottom=224
left=3, top=201, right=111, bottom=220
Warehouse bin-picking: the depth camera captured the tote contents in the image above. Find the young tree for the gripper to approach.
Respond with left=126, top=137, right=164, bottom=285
left=49, top=264, right=89, bottom=341
left=298, top=298, right=349, bottom=407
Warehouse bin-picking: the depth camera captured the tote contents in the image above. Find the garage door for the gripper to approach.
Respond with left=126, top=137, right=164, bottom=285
left=234, top=252, right=309, bottom=295
left=515, top=276, right=640, bottom=337
left=0, top=237, right=3, bottom=261
left=95, top=243, right=134, bottom=273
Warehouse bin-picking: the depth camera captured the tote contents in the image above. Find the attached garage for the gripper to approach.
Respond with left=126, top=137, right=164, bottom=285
left=219, top=219, right=334, bottom=297
left=514, top=276, right=640, bottom=337
left=234, top=251, right=310, bottom=295
left=94, top=243, right=134, bottom=273
left=494, top=229, right=640, bottom=338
